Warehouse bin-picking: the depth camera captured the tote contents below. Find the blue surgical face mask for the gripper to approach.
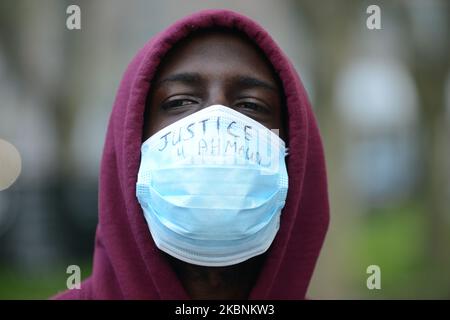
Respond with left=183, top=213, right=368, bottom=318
left=136, top=105, right=288, bottom=267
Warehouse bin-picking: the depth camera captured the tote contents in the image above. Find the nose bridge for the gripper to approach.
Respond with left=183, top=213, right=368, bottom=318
left=203, top=80, right=230, bottom=108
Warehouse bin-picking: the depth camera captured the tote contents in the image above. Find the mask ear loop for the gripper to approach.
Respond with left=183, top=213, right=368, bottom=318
left=285, top=147, right=289, bottom=157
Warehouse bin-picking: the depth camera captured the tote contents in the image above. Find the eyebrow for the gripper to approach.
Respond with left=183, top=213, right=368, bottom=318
left=233, top=75, right=277, bottom=92
left=156, top=72, right=203, bottom=87
left=156, top=72, right=277, bottom=92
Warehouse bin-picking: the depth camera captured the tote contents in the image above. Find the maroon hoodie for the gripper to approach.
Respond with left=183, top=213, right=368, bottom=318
left=53, top=9, right=329, bottom=300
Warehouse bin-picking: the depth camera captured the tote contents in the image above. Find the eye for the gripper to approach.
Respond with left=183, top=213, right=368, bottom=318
left=235, top=100, right=270, bottom=114
left=161, top=98, right=198, bottom=110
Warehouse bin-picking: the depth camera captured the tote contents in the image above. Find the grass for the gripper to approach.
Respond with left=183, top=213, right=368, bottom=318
left=350, top=201, right=450, bottom=298
left=0, top=261, right=92, bottom=300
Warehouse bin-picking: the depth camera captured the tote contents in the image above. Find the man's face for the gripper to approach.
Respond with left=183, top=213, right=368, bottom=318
left=144, top=30, right=285, bottom=141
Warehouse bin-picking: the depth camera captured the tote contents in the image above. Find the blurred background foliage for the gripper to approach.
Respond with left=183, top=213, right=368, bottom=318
left=0, top=0, right=449, bottom=299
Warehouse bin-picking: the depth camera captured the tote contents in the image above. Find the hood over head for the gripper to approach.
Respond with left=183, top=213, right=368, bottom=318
left=54, top=9, right=329, bottom=300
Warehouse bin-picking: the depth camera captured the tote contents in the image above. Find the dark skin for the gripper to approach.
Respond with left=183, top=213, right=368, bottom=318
left=144, top=30, right=286, bottom=299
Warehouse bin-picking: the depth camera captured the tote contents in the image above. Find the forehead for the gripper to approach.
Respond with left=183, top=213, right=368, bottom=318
left=154, top=30, right=277, bottom=81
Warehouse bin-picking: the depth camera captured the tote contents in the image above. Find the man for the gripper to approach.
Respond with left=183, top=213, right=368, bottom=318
left=54, top=9, right=329, bottom=300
